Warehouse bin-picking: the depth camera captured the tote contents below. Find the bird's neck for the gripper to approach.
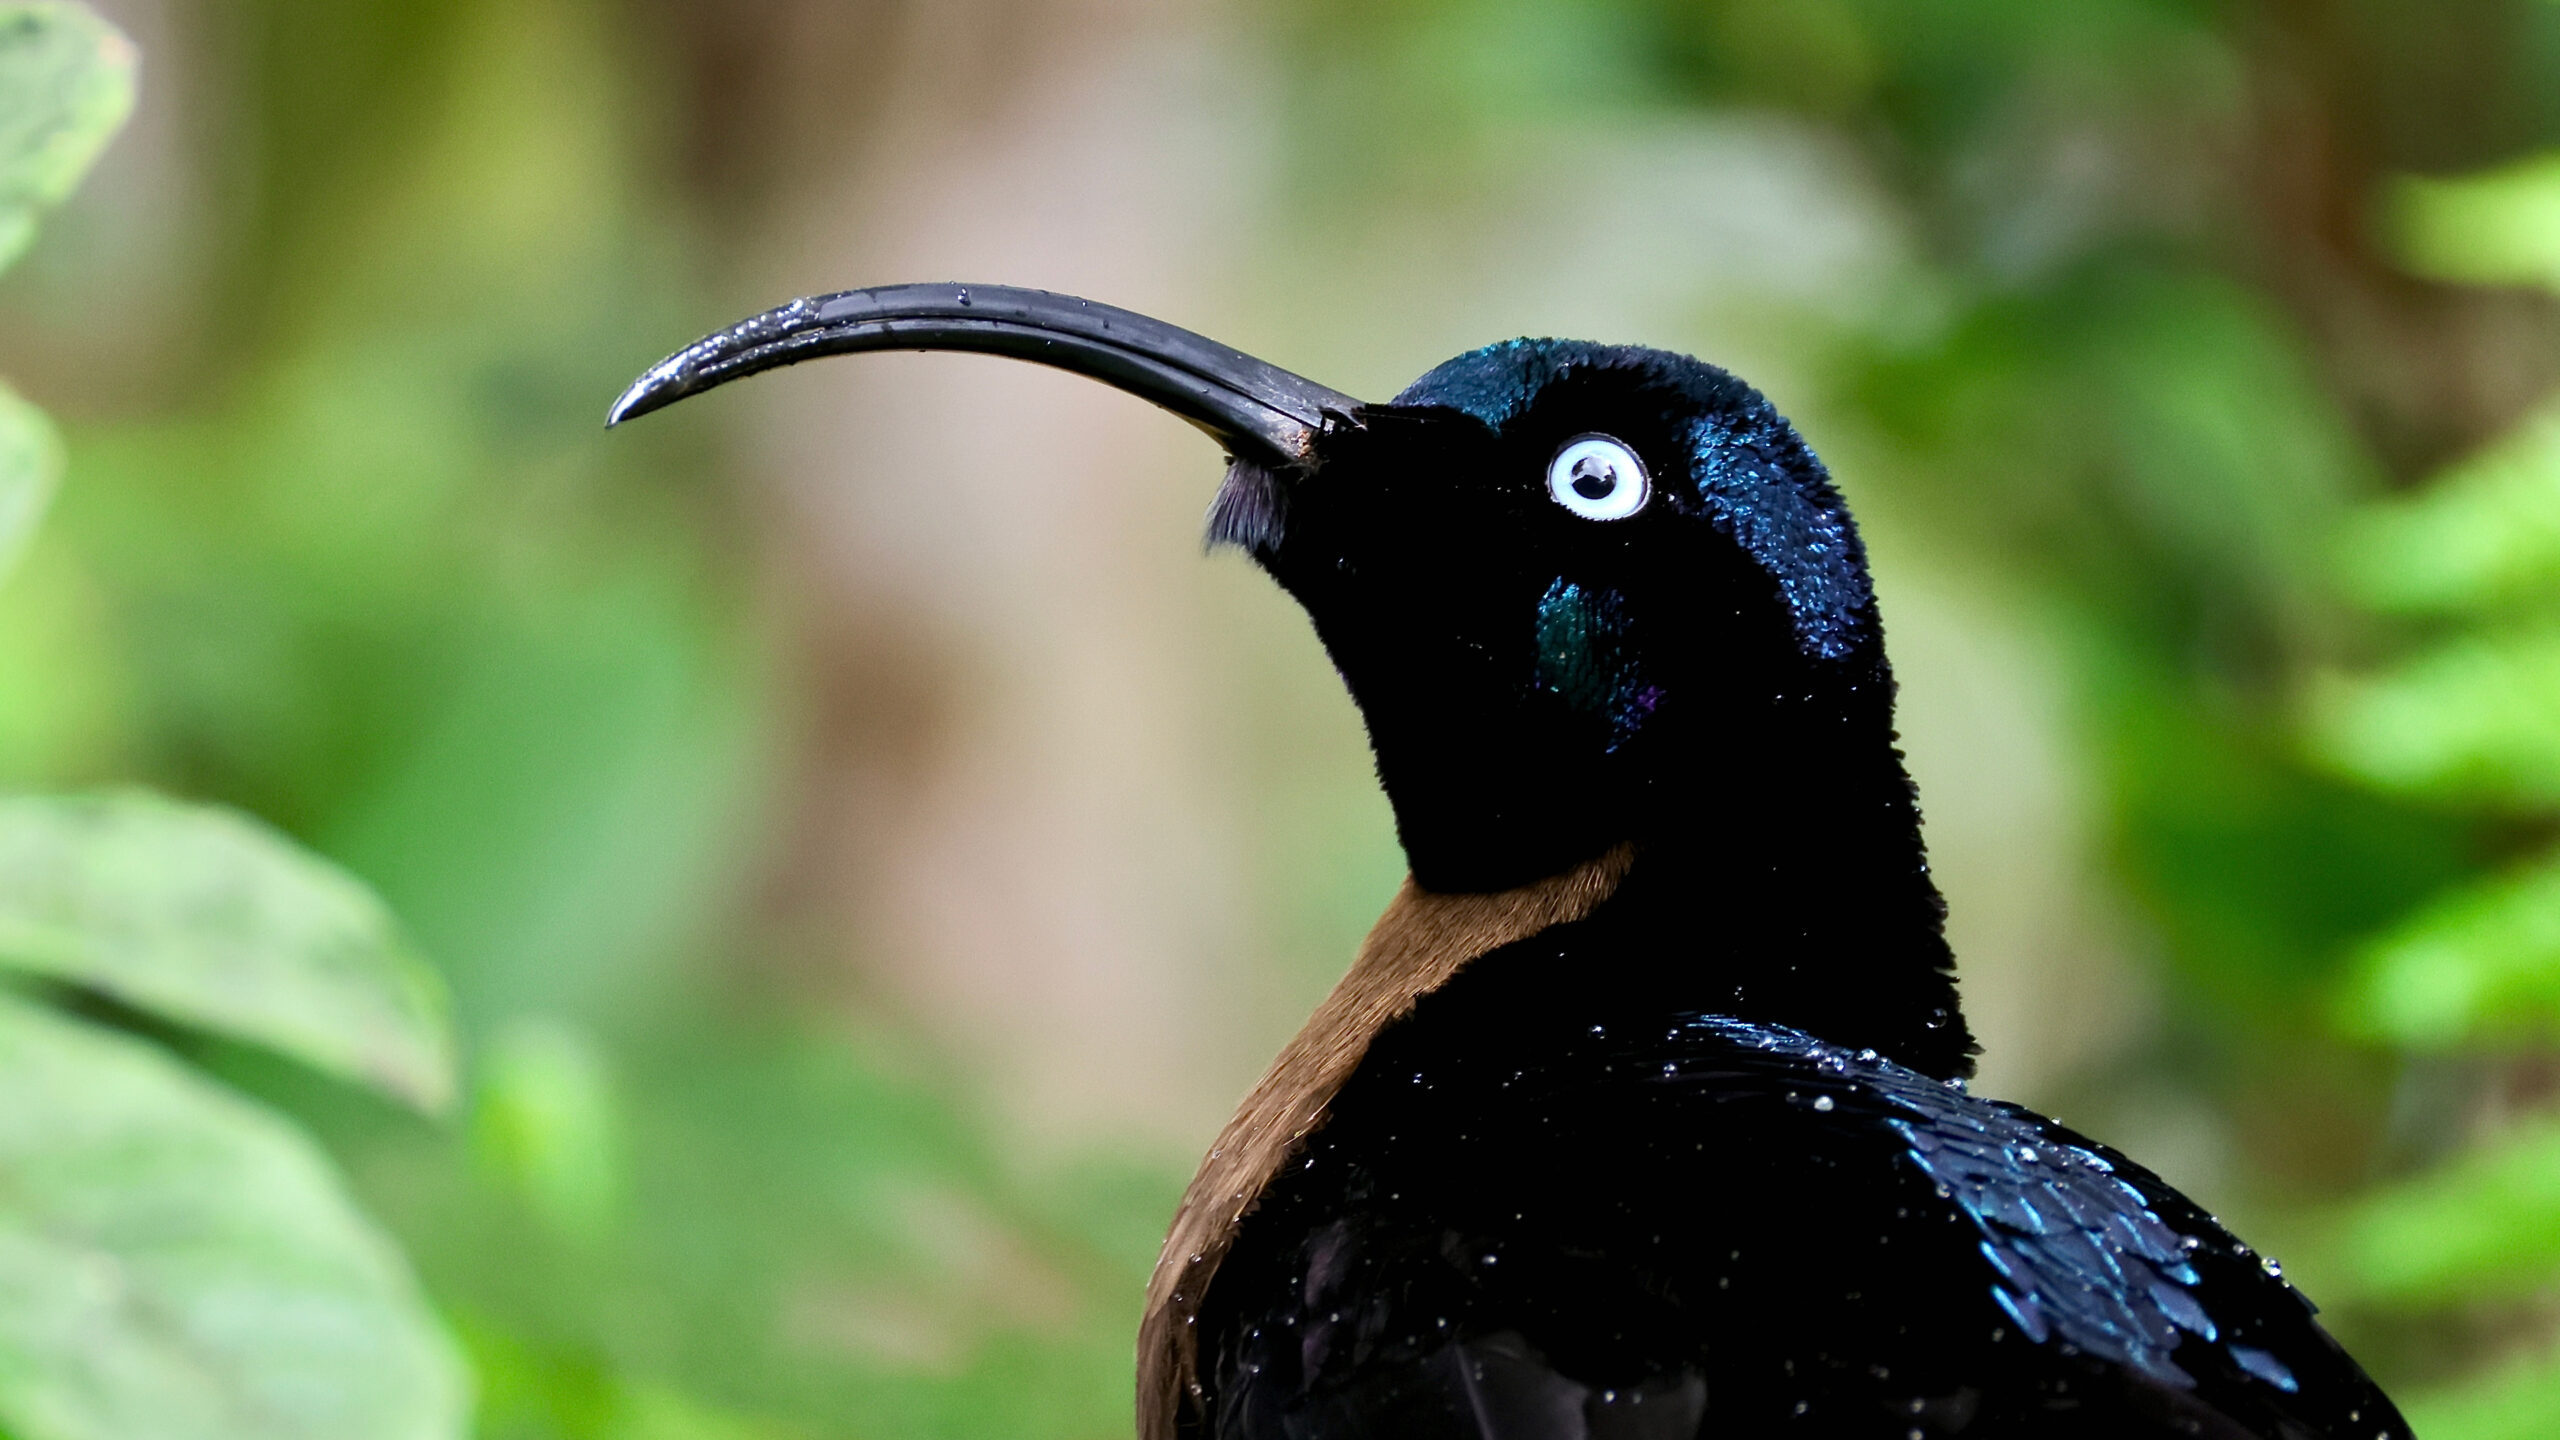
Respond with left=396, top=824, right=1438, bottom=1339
left=1585, top=764, right=1972, bottom=1080
left=1400, top=685, right=1976, bottom=1080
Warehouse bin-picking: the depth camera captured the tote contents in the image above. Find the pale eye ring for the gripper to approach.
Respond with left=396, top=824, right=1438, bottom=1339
left=1546, top=435, right=1651, bottom=521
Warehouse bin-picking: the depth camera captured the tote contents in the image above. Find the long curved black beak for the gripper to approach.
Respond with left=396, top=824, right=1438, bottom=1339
left=607, top=283, right=1363, bottom=469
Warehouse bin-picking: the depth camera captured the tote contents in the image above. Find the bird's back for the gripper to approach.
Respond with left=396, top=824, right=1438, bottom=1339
left=1190, top=947, right=2406, bottom=1440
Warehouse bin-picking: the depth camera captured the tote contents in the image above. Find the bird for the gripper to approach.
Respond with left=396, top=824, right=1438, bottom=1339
left=611, top=284, right=2411, bottom=1440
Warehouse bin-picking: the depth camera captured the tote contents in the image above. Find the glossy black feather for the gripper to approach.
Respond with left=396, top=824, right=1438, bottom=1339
left=1192, top=939, right=2407, bottom=1440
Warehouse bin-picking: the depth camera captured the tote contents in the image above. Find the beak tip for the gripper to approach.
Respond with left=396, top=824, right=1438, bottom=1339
left=605, top=362, right=687, bottom=428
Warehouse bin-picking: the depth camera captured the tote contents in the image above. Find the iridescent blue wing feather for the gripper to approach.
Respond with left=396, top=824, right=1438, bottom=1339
left=1685, top=1019, right=2333, bottom=1407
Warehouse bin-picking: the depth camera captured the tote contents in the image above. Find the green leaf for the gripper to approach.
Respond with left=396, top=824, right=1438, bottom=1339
left=0, top=3, right=136, bottom=273
left=2339, top=851, right=2560, bottom=1049
left=0, top=793, right=454, bottom=1111
left=0, top=992, right=468, bottom=1440
left=2388, top=150, right=2560, bottom=295
left=0, top=380, right=57, bottom=589
left=2400, top=1343, right=2560, bottom=1440
left=2336, top=405, right=2560, bottom=615
left=2326, top=1119, right=2560, bottom=1305
left=2307, top=626, right=2560, bottom=805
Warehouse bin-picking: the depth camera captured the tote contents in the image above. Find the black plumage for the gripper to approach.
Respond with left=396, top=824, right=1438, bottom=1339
left=610, top=285, right=2411, bottom=1440
left=1201, top=982, right=2394, bottom=1439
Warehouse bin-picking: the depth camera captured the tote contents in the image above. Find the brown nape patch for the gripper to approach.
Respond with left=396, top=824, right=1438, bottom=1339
left=1135, top=844, right=1638, bottom=1440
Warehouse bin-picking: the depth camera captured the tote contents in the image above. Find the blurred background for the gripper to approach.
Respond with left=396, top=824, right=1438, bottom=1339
left=7, top=0, right=2560, bottom=1436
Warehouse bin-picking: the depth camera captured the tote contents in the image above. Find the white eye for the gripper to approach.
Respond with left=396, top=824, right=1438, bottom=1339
left=1546, top=435, right=1651, bottom=521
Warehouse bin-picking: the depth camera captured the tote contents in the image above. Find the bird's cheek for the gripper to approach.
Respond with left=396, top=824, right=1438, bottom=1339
left=1530, top=580, right=1659, bottom=754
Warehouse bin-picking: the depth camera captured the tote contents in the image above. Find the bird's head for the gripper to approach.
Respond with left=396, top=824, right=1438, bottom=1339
left=1220, top=338, right=1889, bottom=893
left=613, top=287, right=1906, bottom=898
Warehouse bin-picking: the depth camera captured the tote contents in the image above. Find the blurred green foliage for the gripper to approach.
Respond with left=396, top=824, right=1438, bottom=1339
left=0, top=989, right=459, bottom=1440
left=2308, top=159, right=2560, bottom=1440
left=0, top=0, right=122, bottom=578
left=0, top=0, right=127, bottom=272
left=0, top=9, right=465, bottom=1439
left=8, top=3, right=1168, bottom=1436
left=0, top=792, right=453, bottom=1108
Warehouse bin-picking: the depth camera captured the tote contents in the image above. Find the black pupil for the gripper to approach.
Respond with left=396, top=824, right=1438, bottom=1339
left=1570, top=456, right=1618, bottom=501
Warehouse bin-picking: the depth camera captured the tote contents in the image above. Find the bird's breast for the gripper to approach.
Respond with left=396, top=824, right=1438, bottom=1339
left=1136, top=842, right=1637, bottom=1440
